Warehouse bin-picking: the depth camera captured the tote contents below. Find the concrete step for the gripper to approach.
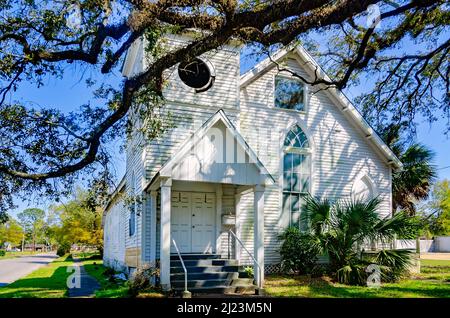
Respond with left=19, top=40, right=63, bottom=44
left=228, top=284, right=257, bottom=295
left=231, top=278, right=254, bottom=286
left=170, top=272, right=239, bottom=281
left=170, top=265, right=240, bottom=274
left=170, top=259, right=238, bottom=267
left=171, top=279, right=232, bottom=289
left=173, top=285, right=236, bottom=294
left=170, top=254, right=221, bottom=260
left=173, top=284, right=257, bottom=295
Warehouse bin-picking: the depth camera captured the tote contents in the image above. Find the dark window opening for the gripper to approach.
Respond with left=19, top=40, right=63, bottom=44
left=275, top=76, right=305, bottom=111
left=178, top=58, right=215, bottom=92
left=129, top=207, right=136, bottom=236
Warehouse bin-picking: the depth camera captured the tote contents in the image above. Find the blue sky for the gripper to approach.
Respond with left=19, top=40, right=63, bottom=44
left=7, top=48, right=450, bottom=218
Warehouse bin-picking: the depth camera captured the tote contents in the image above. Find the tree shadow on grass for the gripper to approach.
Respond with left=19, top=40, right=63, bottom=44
left=0, top=261, right=71, bottom=298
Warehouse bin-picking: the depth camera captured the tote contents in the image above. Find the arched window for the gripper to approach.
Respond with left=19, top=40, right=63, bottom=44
left=282, top=124, right=311, bottom=228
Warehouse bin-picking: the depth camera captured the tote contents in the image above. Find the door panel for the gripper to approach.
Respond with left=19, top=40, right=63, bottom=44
left=171, top=191, right=216, bottom=254
left=171, top=192, right=192, bottom=253
left=191, top=193, right=216, bottom=253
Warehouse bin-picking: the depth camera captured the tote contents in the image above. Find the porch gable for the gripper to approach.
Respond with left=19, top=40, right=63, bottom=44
left=154, top=109, right=274, bottom=187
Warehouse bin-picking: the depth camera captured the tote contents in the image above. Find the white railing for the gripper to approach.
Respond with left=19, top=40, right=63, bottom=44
left=227, top=229, right=263, bottom=288
left=171, top=239, right=188, bottom=293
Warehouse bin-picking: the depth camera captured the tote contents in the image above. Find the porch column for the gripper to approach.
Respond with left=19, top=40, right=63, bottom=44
left=234, top=192, right=242, bottom=262
left=159, top=178, right=172, bottom=291
left=253, top=185, right=265, bottom=288
left=150, top=190, right=158, bottom=265
left=215, top=185, right=223, bottom=254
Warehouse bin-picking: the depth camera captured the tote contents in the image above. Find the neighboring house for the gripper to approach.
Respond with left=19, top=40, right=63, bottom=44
left=2, top=242, right=12, bottom=251
left=102, top=32, right=402, bottom=292
left=22, top=243, right=48, bottom=252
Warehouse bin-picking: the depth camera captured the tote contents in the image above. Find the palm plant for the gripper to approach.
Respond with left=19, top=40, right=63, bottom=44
left=301, top=195, right=421, bottom=285
left=392, top=144, right=437, bottom=215
left=378, top=123, right=437, bottom=215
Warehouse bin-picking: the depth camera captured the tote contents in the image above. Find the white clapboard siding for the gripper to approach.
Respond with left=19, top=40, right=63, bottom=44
left=124, top=113, right=145, bottom=252
left=158, top=35, right=240, bottom=109
left=103, top=195, right=126, bottom=271
left=238, top=56, right=392, bottom=265
left=218, top=184, right=236, bottom=258
left=141, top=192, right=153, bottom=263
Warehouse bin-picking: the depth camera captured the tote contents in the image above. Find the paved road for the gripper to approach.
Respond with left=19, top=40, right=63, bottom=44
left=0, top=253, right=58, bottom=287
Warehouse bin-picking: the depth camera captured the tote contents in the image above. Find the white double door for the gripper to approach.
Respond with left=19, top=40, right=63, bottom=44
left=171, top=191, right=216, bottom=254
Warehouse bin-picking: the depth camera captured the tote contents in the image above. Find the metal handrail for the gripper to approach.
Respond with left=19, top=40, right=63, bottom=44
left=171, top=239, right=188, bottom=293
left=228, top=229, right=263, bottom=288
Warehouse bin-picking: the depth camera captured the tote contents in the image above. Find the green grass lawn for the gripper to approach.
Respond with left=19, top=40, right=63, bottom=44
left=0, top=255, right=74, bottom=298
left=0, top=251, right=38, bottom=260
left=265, top=259, right=450, bottom=298
left=78, top=253, right=164, bottom=298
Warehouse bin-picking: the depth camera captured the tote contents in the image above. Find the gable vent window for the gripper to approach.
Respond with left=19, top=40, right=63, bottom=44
left=178, top=58, right=215, bottom=93
left=275, top=75, right=306, bottom=111
left=282, top=124, right=311, bottom=229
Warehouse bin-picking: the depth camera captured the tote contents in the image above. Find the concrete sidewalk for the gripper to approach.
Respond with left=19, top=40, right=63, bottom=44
left=67, top=257, right=100, bottom=298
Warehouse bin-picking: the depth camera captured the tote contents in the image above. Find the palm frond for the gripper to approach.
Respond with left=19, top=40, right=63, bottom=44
left=372, top=249, right=413, bottom=282
left=300, top=194, right=331, bottom=236
left=393, top=143, right=437, bottom=215
left=373, top=211, right=421, bottom=242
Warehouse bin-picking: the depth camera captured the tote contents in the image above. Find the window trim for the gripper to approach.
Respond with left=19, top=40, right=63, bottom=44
left=177, top=57, right=216, bottom=93
left=351, top=173, right=378, bottom=201
left=273, top=73, right=309, bottom=113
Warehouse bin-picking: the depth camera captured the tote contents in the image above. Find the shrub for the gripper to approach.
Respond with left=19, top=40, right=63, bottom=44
left=128, top=263, right=159, bottom=297
left=0, top=250, right=5, bottom=257
left=310, top=264, right=329, bottom=278
left=302, top=195, right=421, bottom=286
left=56, top=242, right=71, bottom=256
left=278, top=227, right=319, bottom=274
left=336, top=263, right=367, bottom=286
left=103, top=267, right=116, bottom=277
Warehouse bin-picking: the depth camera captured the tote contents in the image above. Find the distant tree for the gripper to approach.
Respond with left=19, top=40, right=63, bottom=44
left=0, top=213, right=7, bottom=225
left=50, top=189, right=103, bottom=255
left=17, top=208, right=46, bottom=251
left=425, top=180, right=450, bottom=236
left=378, top=123, right=437, bottom=215
left=0, top=218, right=24, bottom=248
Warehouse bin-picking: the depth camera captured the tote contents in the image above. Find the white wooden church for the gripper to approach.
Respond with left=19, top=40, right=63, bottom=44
left=102, top=32, right=402, bottom=294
